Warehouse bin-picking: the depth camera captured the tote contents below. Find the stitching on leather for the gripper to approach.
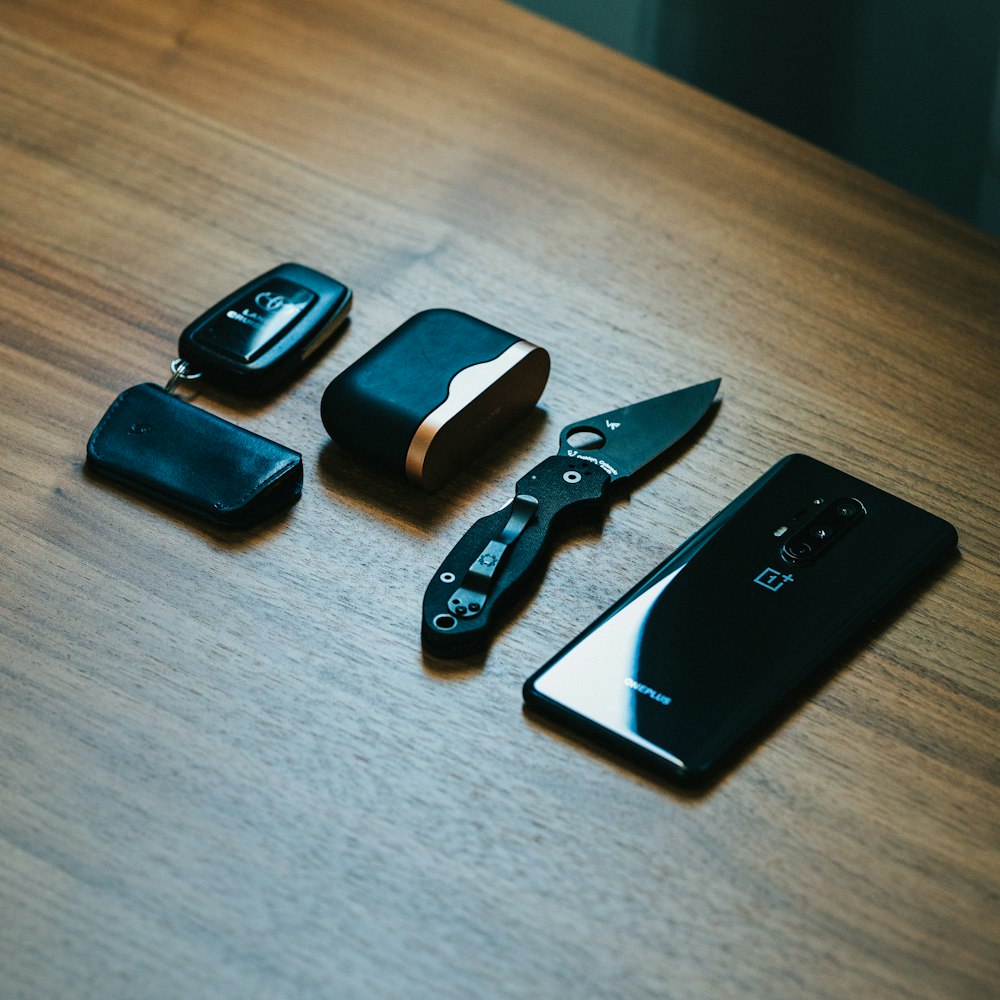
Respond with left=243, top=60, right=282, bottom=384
left=88, top=388, right=131, bottom=461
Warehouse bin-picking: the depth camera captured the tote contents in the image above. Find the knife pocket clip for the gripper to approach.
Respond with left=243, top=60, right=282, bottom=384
left=447, top=494, right=539, bottom=618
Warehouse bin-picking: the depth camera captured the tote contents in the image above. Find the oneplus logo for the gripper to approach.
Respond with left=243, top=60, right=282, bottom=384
left=624, top=677, right=672, bottom=706
left=755, top=567, right=794, bottom=592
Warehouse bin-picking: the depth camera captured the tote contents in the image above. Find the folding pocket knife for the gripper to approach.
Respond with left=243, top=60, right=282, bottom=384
left=421, top=379, right=720, bottom=657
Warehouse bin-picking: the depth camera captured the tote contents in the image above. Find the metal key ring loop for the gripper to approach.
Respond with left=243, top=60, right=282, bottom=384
left=170, top=358, right=202, bottom=380
left=164, top=357, right=203, bottom=394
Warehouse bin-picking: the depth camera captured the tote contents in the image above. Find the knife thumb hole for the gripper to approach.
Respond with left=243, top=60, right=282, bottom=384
left=565, top=427, right=606, bottom=451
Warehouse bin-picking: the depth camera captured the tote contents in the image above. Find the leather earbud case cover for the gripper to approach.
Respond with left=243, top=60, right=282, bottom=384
left=320, top=309, right=549, bottom=491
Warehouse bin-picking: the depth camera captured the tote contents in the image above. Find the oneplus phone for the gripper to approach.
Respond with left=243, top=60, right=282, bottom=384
left=523, top=454, right=957, bottom=783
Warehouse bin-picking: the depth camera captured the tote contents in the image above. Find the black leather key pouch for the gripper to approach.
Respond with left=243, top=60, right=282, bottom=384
left=87, top=383, right=303, bottom=527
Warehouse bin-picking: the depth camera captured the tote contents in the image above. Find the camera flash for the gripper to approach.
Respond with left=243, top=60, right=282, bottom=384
left=773, top=526, right=788, bottom=537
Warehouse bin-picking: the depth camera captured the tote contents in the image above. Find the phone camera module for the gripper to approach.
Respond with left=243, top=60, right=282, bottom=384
left=781, top=496, right=865, bottom=565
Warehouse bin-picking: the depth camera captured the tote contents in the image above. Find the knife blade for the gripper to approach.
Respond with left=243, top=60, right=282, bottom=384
left=421, top=378, right=720, bottom=657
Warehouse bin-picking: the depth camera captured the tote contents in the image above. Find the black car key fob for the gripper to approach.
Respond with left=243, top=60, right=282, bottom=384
left=178, top=263, right=352, bottom=391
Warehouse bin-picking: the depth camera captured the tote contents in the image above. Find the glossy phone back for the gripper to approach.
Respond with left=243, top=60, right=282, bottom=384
left=522, top=454, right=957, bottom=783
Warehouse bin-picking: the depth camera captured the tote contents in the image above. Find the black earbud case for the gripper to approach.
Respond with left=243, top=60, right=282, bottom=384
left=320, top=309, right=549, bottom=491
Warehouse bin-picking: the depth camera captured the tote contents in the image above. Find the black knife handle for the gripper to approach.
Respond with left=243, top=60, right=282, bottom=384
left=422, top=455, right=613, bottom=657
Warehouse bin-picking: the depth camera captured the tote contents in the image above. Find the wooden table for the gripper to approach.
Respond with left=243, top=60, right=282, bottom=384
left=2, top=2, right=997, bottom=997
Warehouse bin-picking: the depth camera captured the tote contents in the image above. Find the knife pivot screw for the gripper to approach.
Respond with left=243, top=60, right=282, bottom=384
left=563, top=471, right=582, bottom=484
left=439, top=572, right=456, bottom=583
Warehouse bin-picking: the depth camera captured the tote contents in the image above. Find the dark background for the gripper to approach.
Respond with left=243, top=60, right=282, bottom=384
left=515, top=0, right=1000, bottom=237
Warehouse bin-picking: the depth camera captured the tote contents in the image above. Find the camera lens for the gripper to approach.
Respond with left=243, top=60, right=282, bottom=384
left=837, top=501, right=859, bottom=518
left=783, top=539, right=813, bottom=561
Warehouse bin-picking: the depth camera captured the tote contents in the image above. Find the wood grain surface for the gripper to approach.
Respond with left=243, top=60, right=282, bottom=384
left=1, top=2, right=997, bottom=998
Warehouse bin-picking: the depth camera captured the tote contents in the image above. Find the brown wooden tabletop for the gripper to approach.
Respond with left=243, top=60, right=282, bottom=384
left=1, top=2, right=998, bottom=997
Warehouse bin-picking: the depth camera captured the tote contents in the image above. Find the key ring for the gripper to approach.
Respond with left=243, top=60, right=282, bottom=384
left=163, top=358, right=203, bottom=394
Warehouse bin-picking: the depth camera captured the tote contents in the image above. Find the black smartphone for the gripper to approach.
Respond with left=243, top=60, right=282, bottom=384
left=522, top=454, right=958, bottom=784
